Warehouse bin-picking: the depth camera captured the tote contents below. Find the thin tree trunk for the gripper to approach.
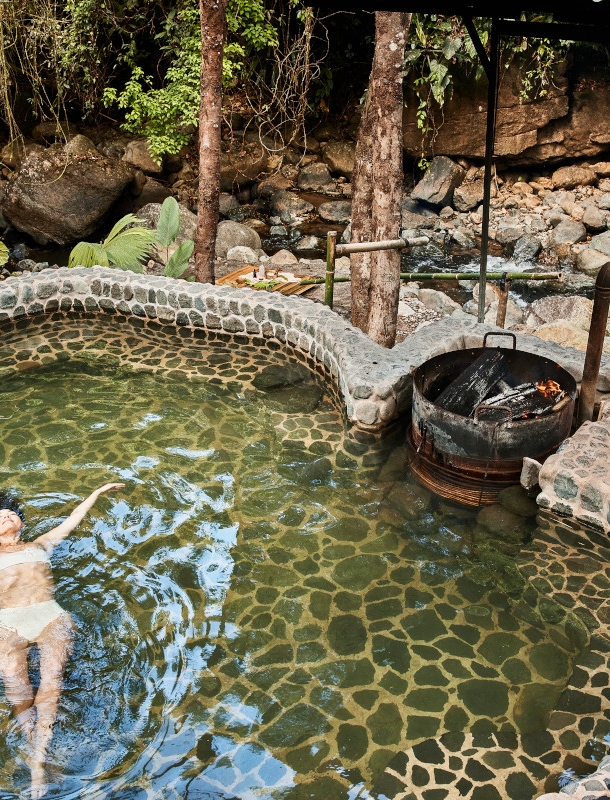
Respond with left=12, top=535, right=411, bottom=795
left=194, top=0, right=228, bottom=284
left=350, top=11, right=410, bottom=347
left=350, top=90, right=375, bottom=333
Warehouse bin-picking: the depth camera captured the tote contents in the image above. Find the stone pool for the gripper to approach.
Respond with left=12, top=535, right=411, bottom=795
left=0, top=269, right=610, bottom=800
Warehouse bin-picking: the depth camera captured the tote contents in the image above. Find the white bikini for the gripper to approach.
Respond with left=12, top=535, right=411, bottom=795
left=0, top=547, right=69, bottom=642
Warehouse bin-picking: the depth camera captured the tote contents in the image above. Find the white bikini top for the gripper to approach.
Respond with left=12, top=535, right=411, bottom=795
left=0, top=546, right=50, bottom=572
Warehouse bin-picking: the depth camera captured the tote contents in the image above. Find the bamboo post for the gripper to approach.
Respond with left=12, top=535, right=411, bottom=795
left=495, top=273, right=510, bottom=328
left=325, top=231, right=337, bottom=308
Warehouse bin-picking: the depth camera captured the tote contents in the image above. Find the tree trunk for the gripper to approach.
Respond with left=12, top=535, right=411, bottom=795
left=350, top=11, right=410, bottom=347
left=194, top=0, right=228, bottom=284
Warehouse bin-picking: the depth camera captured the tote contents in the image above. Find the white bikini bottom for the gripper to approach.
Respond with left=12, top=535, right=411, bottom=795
left=0, top=600, right=68, bottom=642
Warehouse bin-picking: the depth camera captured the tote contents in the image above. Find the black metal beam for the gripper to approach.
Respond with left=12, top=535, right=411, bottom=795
left=497, top=19, right=610, bottom=43
left=463, top=16, right=491, bottom=79
left=478, top=18, right=500, bottom=323
left=312, top=2, right=610, bottom=28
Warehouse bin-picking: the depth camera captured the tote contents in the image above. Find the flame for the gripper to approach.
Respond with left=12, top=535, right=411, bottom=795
left=536, top=379, right=562, bottom=400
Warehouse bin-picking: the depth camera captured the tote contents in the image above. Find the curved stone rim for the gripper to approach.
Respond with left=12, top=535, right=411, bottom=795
left=0, top=266, right=416, bottom=431
left=3, top=266, right=610, bottom=435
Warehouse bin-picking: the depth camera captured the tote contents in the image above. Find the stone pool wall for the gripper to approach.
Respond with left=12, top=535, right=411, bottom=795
left=2, top=267, right=610, bottom=433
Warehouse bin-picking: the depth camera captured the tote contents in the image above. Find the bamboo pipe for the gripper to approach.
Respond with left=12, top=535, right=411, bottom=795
left=335, top=237, right=429, bottom=255
left=301, top=272, right=562, bottom=286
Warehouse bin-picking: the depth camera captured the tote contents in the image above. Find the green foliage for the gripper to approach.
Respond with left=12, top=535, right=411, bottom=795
left=156, top=195, right=181, bottom=248
left=0, top=242, right=9, bottom=268
left=164, top=240, right=195, bottom=278
left=155, top=196, right=194, bottom=278
left=103, top=4, right=201, bottom=161
left=405, top=13, right=571, bottom=145
left=68, top=198, right=195, bottom=277
left=102, top=0, right=287, bottom=160
left=68, top=214, right=157, bottom=271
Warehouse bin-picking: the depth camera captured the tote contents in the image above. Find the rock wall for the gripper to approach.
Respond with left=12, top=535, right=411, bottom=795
left=403, top=63, right=610, bottom=167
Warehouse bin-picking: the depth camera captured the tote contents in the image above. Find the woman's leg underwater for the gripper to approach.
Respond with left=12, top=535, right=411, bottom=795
left=0, top=627, right=35, bottom=740
left=29, top=615, right=74, bottom=799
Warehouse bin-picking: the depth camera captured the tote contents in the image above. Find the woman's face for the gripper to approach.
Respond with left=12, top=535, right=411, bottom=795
left=0, top=510, right=23, bottom=544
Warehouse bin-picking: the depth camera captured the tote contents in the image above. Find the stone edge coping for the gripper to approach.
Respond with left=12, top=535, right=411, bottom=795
left=2, top=267, right=610, bottom=431
left=537, top=418, right=610, bottom=534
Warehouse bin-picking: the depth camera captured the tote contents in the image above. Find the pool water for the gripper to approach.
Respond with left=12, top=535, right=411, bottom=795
left=0, top=316, right=587, bottom=799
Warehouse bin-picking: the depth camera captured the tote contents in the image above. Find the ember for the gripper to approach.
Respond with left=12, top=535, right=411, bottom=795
left=536, top=379, right=562, bottom=400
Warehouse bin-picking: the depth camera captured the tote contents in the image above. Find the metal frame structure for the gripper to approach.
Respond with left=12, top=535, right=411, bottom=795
left=310, top=3, right=610, bottom=320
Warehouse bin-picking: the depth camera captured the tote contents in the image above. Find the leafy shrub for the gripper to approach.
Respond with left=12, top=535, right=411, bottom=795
left=68, top=196, right=194, bottom=277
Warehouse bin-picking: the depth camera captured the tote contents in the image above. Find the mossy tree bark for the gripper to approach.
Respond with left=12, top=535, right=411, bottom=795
left=350, top=12, right=410, bottom=347
left=194, top=0, right=228, bottom=284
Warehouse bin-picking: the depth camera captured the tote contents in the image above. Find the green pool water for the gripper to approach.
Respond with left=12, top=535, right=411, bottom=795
left=0, top=318, right=585, bottom=799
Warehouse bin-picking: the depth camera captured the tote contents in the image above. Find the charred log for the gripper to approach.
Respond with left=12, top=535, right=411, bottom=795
left=434, top=349, right=509, bottom=417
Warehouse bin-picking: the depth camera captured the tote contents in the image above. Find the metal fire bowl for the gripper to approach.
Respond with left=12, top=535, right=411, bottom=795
left=407, top=345, right=577, bottom=507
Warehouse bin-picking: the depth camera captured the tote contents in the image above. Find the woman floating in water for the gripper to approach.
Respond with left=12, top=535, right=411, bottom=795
left=0, top=483, right=124, bottom=799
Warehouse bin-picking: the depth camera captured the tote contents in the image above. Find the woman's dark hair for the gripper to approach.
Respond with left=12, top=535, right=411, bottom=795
left=0, top=493, right=25, bottom=523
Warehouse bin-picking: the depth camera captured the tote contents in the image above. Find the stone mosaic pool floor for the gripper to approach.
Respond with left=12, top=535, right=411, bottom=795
left=1, top=313, right=609, bottom=799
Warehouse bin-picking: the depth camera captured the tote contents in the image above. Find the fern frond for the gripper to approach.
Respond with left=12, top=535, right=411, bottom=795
left=102, top=214, right=147, bottom=247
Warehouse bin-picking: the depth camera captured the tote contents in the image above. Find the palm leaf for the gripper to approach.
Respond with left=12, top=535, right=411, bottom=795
left=156, top=196, right=181, bottom=248
left=0, top=241, right=8, bottom=267
left=164, top=239, right=194, bottom=278
left=102, top=214, right=147, bottom=247
left=105, top=226, right=156, bottom=269
left=68, top=241, right=110, bottom=268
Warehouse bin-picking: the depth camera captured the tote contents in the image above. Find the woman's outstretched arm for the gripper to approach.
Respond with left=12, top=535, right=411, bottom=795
left=35, top=483, right=125, bottom=551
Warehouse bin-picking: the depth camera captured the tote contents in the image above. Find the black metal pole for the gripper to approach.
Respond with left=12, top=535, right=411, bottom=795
left=478, top=18, right=500, bottom=323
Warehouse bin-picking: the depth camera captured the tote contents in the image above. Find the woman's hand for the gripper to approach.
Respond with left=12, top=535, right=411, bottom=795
left=95, top=483, right=126, bottom=496
left=36, top=482, right=126, bottom=550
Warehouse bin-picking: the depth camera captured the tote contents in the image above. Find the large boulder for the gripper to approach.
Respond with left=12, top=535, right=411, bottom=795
left=512, top=234, right=542, bottom=263
left=533, top=320, right=610, bottom=353
left=270, top=190, right=314, bottom=224
left=589, top=230, right=610, bottom=257
left=526, top=295, right=594, bottom=331
left=122, top=139, right=164, bottom=175
left=403, top=62, right=569, bottom=164
left=318, top=200, right=352, bottom=224
left=582, top=204, right=608, bottom=232
left=453, top=180, right=485, bottom=212
left=321, top=141, right=356, bottom=179
left=411, top=156, right=465, bottom=209
left=215, top=220, right=261, bottom=258
left=220, top=141, right=270, bottom=191
left=576, top=247, right=610, bottom=277
left=297, top=161, right=334, bottom=191
left=0, top=143, right=135, bottom=245
left=548, top=219, right=586, bottom=246
left=403, top=61, right=610, bottom=167
left=551, top=165, right=597, bottom=190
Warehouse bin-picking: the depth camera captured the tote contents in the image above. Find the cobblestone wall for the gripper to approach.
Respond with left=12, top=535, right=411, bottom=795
left=2, top=267, right=610, bottom=437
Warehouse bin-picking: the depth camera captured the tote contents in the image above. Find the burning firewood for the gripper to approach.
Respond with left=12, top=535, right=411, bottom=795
left=481, top=379, right=565, bottom=420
